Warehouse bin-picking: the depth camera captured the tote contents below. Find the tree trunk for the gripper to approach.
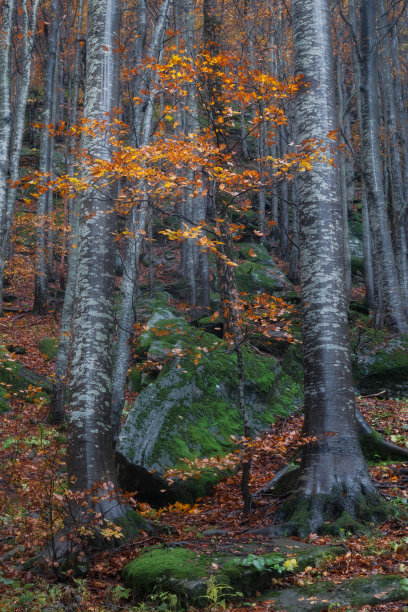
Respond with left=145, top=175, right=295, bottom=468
left=33, top=0, right=59, bottom=314
left=262, top=0, right=387, bottom=537
left=67, top=0, right=127, bottom=523
left=110, top=0, right=172, bottom=443
left=0, top=0, right=16, bottom=309
left=49, top=0, right=85, bottom=424
left=358, top=0, right=408, bottom=332
left=378, top=0, right=408, bottom=312
left=0, top=0, right=40, bottom=309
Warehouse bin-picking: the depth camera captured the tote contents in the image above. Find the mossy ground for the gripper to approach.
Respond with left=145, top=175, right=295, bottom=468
left=37, top=337, right=58, bottom=361
left=260, top=574, right=408, bottom=610
left=122, top=540, right=344, bottom=607
left=0, top=345, right=51, bottom=411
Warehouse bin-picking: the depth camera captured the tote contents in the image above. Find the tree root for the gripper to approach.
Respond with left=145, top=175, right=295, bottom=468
left=356, top=409, right=408, bottom=462
left=251, top=485, right=389, bottom=538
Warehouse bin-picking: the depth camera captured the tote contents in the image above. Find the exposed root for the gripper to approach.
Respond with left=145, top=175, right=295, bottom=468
left=251, top=484, right=389, bottom=538
left=356, top=409, right=408, bottom=461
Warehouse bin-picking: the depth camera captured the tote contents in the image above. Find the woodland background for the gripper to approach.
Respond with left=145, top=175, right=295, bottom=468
left=0, top=0, right=408, bottom=609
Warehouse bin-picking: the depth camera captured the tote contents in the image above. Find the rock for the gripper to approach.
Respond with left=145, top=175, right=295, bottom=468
left=117, top=312, right=302, bottom=506
left=6, top=345, right=27, bottom=355
left=236, top=242, right=291, bottom=294
left=203, top=529, right=229, bottom=537
left=260, top=574, right=408, bottom=610
left=37, top=337, right=58, bottom=361
left=353, top=333, right=408, bottom=397
left=3, top=294, right=18, bottom=303
left=0, top=345, right=52, bottom=413
left=122, top=539, right=344, bottom=607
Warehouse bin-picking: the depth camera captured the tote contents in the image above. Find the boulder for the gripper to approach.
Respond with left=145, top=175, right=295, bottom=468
left=0, top=345, right=52, bottom=413
left=260, top=574, right=408, bottom=610
left=117, top=312, right=302, bottom=506
left=122, top=539, right=344, bottom=608
left=236, top=242, right=291, bottom=294
left=353, top=332, right=408, bottom=397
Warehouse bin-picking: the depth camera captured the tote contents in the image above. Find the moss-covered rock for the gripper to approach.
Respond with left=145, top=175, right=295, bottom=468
left=122, top=539, right=343, bottom=608
left=38, top=337, right=58, bottom=361
left=259, top=574, right=408, bottom=610
left=117, top=310, right=302, bottom=505
left=0, top=345, right=52, bottom=412
left=352, top=333, right=408, bottom=397
left=236, top=242, right=291, bottom=294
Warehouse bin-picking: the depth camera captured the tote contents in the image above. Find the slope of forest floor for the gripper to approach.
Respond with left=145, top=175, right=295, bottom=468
left=0, top=240, right=407, bottom=610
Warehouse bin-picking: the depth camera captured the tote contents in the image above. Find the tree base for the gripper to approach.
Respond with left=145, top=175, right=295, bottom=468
left=252, top=488, right=389, bottom=538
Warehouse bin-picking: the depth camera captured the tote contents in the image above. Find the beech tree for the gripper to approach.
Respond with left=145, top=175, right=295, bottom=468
left=66, top=0, right=130, bottom=524
left=258, top=0, right=387, bottom=536
left=358, top=0, right=408, bottom=332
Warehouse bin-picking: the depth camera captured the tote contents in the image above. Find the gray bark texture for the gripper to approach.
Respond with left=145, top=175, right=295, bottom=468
left=50, top=0, right=85, bottom=424
left=268, top=0, right=385, bottom=536
left=33, top=0, right=60, bottom=314
left=0, top=0, right=16, bottom=308
left=359, top=0, right=408, bottom=332
left=67, top=0, right=126, bottom=520
left=110, top=0, right=172, bottom=444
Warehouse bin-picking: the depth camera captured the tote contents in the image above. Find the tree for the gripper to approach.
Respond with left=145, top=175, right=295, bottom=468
left=33, top=0, right=60, bottom=314
left=66, top=0, right=130, bottom=526
left=358, top=0, right=408, bottom=332
left=257, top=0, right=387, bottom=537
left=0, top=0, right=16, bottom=306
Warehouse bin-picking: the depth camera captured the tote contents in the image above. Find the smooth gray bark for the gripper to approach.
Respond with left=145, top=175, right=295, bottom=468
left=272, top=0, right=383, bottom=535
left=359, top=0, right=408, bottom=332
left=0, top=0, right=40, bottom=308
left=67, top=0, right=125, bottom=519
left=378, top=0, right=408, bottom=312
left=50, top=0, right=85, bottom=424
left=0, top=0, right=16, bottom=308
left=336, top=52, right=352, bottom=300
left=33, top=0, right=59, bottom=313
left=110, top=0, right=172, bottom=443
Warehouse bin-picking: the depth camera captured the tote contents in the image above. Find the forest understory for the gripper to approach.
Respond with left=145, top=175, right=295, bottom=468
left=2, top=0, right=408, bottom=609
left=0, top=234, right=407, bottom=611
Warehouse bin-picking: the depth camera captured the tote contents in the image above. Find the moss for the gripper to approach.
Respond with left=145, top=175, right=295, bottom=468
left=238, top=242, right=273, bottom=265
left=119, top=307, right=301, bottom=504
left=0, top=385, right=9, bottom=414
left=115, top=510, right=148, bottom=541
left=321, top=511, right=371, bottom=536
left=359, top=429, right=408, bottom=463
left=261, top=575, right=408, bottom=610
left=351, top=256, right=364, bottom=276
left=236, top=261, right=278, bottom=293
left=38, top=337, right=58, bottom=361
left=181, top=468, right=228, bottom=500
left=123, top=541, right=345, bottom=606
left=122, top=547, right=210, bottom=596
left=0, top=345, right=51, bottom=408
left=277, top=490, right=389, bottom=537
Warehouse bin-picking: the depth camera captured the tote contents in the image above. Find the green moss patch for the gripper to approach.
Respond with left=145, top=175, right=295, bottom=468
left=118, top=320, right=302, bottom=504
left=352, top=333, right=408, bottom=397
left=260, top=574, right=408, bottom=610
left=235, top=242, right=290, bottom=294
left=122, top=539, right=343, bottom=608
left=38, top=337, right=58, bottom=361
left=0, top=345, right=52, bottom=411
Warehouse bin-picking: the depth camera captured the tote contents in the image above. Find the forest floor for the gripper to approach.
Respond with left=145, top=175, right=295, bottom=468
left=0, top=249, right=407, bottom=611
